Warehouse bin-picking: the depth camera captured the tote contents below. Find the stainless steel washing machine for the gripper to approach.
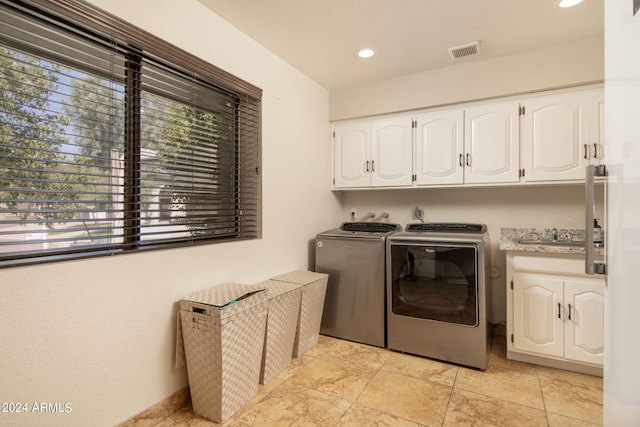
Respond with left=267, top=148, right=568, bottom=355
left=315, top=222, right=401, bottom=347
left=386, top=223, right=491, bottom=369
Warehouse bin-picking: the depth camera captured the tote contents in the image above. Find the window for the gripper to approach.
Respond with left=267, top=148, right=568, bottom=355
left=0, top=0, right=262, bottom=267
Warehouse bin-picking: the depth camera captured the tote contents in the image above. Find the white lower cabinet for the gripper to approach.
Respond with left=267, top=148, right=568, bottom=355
left=563, top=279, right=605, bottom=365
left=507, top=252, right=604, bottom=373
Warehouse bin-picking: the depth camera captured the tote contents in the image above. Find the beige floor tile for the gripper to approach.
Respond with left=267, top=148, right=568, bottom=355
left=244, top=375, right=286, bottom=407
left=154, top=406, right=219, bottom=426
left=276, top=351, right=316, bottom=380
left=118, top=419, right=163, bottom=427
left=547, top=412, right=603, bottom=426
left=356, top=369, right=451, bottom=425
left=443, top=388, right=548, bottom=426
left=229, top=381, right=351, bottom=426
left=317, top=336, right=391, bottom=369
left=287, top=353, right=379, bottom=401
left=489, top=337, right=539, bottom=374
left=118, top=389, right=192, bottom=427
left=291, top=344, right=326, bottom=361
left=537, top=365, right=603, bottom=389
left=455, top=365, right=545, bottom=409
left=336, top=402, right=421, bottom=427
left=313, top=334, right=347, bottom=353
left=540, top=376, right=603, bottom=424
left=382, top=351, right=459, bottom=386
left=142, top=335, right=605, bottom=427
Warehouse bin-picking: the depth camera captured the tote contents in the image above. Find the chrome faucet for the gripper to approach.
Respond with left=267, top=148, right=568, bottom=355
left=551, top=228, right=558, bottom=242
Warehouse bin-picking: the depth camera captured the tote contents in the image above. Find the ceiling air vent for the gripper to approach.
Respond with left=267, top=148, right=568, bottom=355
left=448, top=41, right=481, bottom=60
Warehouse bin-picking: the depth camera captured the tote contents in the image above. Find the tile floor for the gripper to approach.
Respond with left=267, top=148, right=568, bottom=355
left=152, top=333, right=603, bottom=426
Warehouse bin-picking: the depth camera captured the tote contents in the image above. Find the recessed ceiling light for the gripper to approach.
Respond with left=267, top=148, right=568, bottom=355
left=557, top=0, right=583, bottom=8
left=357, top=48, right=375, bottom=58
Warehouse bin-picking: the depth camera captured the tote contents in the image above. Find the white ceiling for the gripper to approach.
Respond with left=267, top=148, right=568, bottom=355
left=198, top=0, right=603, bottom=91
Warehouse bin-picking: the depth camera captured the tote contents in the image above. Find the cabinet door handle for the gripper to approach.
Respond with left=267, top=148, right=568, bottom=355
left=558, top=302, right=562, bottom=319
left=593, top=143, right=598, bottom=159
left=371, top=160, right=375, bottom=172
left=584, top=144, right=589, bottom=159
left=365, top=160, right=370, bottom=172
left=466, top=153, right=471, bottom=167
left=459, top=154, right=464, bottom=167
left=568, top=303, right=572, bottom=320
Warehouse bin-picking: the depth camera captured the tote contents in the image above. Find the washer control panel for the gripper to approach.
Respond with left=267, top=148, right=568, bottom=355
left=405, top=223, right=487, bottom=233
left=340, top=222, right=401, bottom=233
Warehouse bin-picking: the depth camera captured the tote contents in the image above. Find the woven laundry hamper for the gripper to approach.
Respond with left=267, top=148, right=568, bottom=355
left=255, top=280, right=302, bottom=384
left=270, top=271, right=328, bottom=357
left=178, top=283, right=268, bottom=423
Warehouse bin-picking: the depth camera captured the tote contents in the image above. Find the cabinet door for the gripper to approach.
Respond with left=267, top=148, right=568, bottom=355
left=370, top=117, right=413, bottom=187
left=589, top=90, right=605, bottom=165
left=334, top=123, right=370, bottom=188
left=415, top=109, right=464, bottom=185
left=513, top=273, right=564, bottom=358
left=464, top=101, right=520, bottom=184
left=522, top=91, right=591, bottom=181
left=564, top=279, right=604, bottom=365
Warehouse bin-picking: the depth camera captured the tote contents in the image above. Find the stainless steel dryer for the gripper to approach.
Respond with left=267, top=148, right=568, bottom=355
left=386, top=223, right=491, bottom=369
left=315, top=222, right=401, bottom=347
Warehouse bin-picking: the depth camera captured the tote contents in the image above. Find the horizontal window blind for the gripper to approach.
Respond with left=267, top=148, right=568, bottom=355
left=139, top=60, right=238, bottom=244
left=0, top=0, right=261, bottom=267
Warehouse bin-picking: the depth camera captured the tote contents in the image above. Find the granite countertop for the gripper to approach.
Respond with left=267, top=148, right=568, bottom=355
left=500, top=227, right=605, bottom=255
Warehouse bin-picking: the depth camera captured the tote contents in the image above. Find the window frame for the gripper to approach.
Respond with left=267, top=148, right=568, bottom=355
left=0, top=0, right=262, bottom=268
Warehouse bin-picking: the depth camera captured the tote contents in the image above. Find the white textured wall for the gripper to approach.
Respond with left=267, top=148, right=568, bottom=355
left=330, top=36, right=604, bottom=121
left=0, top=1, right=339, bottom=426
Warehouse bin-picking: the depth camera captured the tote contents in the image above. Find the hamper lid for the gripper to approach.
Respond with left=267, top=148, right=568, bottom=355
left=270, top=270, right=328, bottom=285
left=181, top=282, right=266, bottom=308
left=255, top=279, right=302, bottom=298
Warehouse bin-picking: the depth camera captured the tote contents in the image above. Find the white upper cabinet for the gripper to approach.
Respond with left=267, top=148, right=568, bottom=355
left=590, top=90, right=605, bottom=166
left=522, top=92, right=590, bottom=181
left=370, top=117, right=413, bottom=187
left=415, top=109, right=464, bottom=186
left=333, top=117, right=412, bottom=189
left=521, top=89, right=604, bottom=182
left=464, top=101, right=520, bottom=184
left=333, top=122, right=370, bottom=188
left=331, top=85, right=602, bottom=190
